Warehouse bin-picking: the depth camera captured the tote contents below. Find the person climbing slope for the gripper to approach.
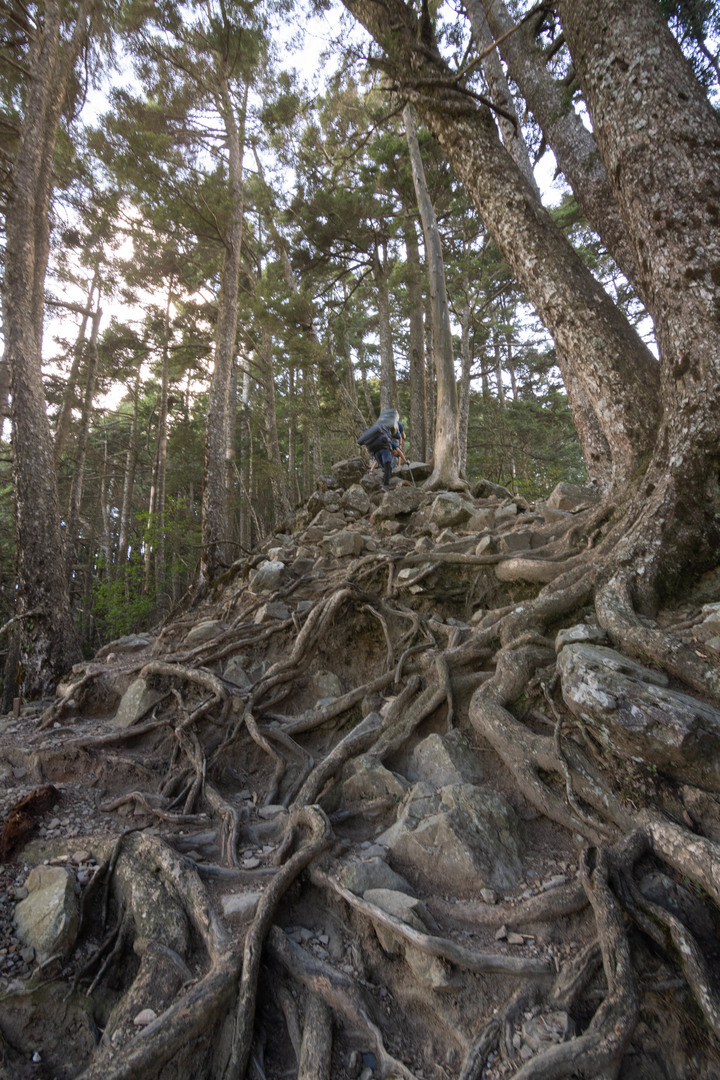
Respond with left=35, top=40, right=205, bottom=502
left=357, top=409, right=407, bottom=489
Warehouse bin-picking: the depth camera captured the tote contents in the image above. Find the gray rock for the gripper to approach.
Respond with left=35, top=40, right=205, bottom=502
left=254, top=601, right=290, bottom=622
left=14, top=866, right=79, bottom=961
left=378, top=782, right=524, bottom=893
left=429, top=492, right=473, bottom=529
left=466, top=508, right=495, bottom=531
left=223, top=656, right=252, bottom=689
left=331, top=458, right=367, bottom=488
left=555, top=623, right=609, bottom=652
left=114, top=677, right=165, bottom=729
left=494, top=504, right=520, bottom=527
left=322, top=530, right=364, bottom=557
left=250, top=560, right=286, bottom=593
left=546, top=481, right=600, bottom=512
left=471, top=478, right=514, bottom=500
left=475, top=535, right=497, bottom=555
left=536, top=500, right=572, bottom=524
left=558, top=643, right=720, bottom=789
left=307, top=670, right=344, bottom=699
left=343, top=762, right=409, bottom=803
left=397, top=461, right=433, bottom=483
left=406, top=732, right=483, bottom=788
left=96, top=634, right=153, bottom=659
left=221, top=892, right=263, bottom=920
left=341, top=485, right=371, bottom=515
left=497, top=530, right=536, bottom=553
left=373, top=487, right=425, bottom=520
left=363, top=888, right=429, bottom=932
left=339, top=857, right=412, bottom=896
left=184, top=619, right=227, bottom=644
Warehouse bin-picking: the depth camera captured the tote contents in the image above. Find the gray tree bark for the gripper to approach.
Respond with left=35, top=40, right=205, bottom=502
left=404, top=103, right=462, bottom=488
left=1, top=0, right=90, bottom=698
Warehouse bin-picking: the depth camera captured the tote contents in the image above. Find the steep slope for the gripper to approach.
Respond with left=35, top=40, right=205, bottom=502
left=0, top=459, right=719, bottom=1080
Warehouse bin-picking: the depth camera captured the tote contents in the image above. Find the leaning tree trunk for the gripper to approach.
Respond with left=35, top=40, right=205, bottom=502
left=476, top=0, right=643, bottom=296
left=65, top=302, right=102, bottom=583
left=404, top=103, right=462, bottom=489
left=557, top=0, right=720, bottom=596
left=342, top=0, right=660, bottom=493
left=1, top=0, right=91, bottom=699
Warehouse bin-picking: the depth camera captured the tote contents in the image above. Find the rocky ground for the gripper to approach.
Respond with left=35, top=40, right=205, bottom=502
left=1, top=457, right=720, bottom=1080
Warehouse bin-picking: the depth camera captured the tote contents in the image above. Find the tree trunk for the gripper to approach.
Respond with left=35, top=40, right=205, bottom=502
left=404, top=103, right=462, bottom=488
left=557, top=0, right=720, bottom=590
left=154, top=284, right=173, bottom=612
left=403, top=218, right=427, bottom=462
left=54, top=263, right=100, bottom=467
left=1, top=0, right=90, bottom=698
left=258, top=324, right=290, bottom=521
left=464, top=0, right=539, bottom=195
left=341, top=0, right=660, bottom=492
left=116, top=368, right=142, bottom=580
left=66, top=302, right=102, bottom=582
left=476, top=0, right=643, bottom=295
left=458, top=300, right=473, bottom=474
left=372, top=241, right=396, bottom=413
left=200, top=78, right=246, bottom=588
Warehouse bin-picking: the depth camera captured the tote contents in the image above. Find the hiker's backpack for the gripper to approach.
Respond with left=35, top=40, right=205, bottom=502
left=377, top=407, right=400, bottom=434
left=357, top=422, right=393, bottom=454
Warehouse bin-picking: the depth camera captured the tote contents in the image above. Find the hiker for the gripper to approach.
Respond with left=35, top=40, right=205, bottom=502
left=358, top=410, right=407, bottom=489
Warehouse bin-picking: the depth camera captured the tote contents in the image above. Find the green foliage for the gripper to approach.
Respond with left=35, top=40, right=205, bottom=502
left=91, top=555, right=157, bottom=640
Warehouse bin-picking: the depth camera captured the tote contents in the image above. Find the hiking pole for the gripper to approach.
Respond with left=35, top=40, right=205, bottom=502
left=398, top=448, right=416, bottom=487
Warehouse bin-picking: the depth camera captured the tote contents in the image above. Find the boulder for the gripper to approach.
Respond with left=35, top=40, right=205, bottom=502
left=546, top=481, right=600, bottom=512
left=96, top=634, right=153, bottom=659
left=221, top=891, right=262, bottom=921
left=184, top=619, right=227, bottom=644
left=396, top=461, right=433, bottom=483
left=14, top=866, right=79, bottom=961
left=372, top=487, right=425, bottom=520
left=331, top=458, right=367, bottom=488
left=249, top=560, right=286, bottom=593
left=471, top=478, right=514, bottom=500
left=340, top=484, right=371, bottom=515
left=322, top=530, right=364, bottom=558
left=339, top=857, right=412, bottom=896
left=557, top=642, right=720, bottom=790
left=465, top=508, right=495, bottom=531
left=342, top=762, right=409, bottom=803
left=307, top=670, right=344, bottom=699
left=494, top=504, right=520, bottom=527
left=378, top=782, right=524, bottom=894
left=475, top=535, right=497, bottom=555
left=114, top=676, right=165, bottom=729
left=405, top=732, right=484, bottom=788
left=254, top=601, right=291, bottom=622
left=429, top=493, right=473, bottom=529
left=497, top=530, right=535, bottom=553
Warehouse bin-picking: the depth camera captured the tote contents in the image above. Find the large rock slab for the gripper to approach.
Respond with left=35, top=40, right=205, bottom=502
left=546, top=482, right=600, bottom=511
left=429, top=493, right=473, bottom=529
left=339, top=857, right=412, bottom=896
left=114, top=676, right=165, bottom=729
left=557, top=642, right=720, bottom=790
left=331, top=458, right=367, bottom=488
left=378, top=782, right=524, bottom=894
left=340, top=484, right=371, bottom=515
left=321, top=530, right=364, bottom=557
left=249, top=560, right=287, bottom=593
left=372, top=487, right=425, bottom=521
left=15, top=866, right=79, bottom=961
left=405, top=732, right=484, bottom=788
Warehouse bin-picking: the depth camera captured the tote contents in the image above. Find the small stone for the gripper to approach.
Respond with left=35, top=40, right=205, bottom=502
left=71, top=850, right=91, bottom=865
left=542, top=874, right=567, bottom=891
left=242, top=857, right=260, bottom=870
left=494, top=925, right=508, bottom=941
left=32, top=1051, right=41, bottom=1063
left=507, top=932, right=525, bottom=945
left=20, top=947, right=35, bottom=963
left=520, top=1043, right=535, bottom=1061
left=358, top=1068, right=373, bottom=1080
left=480, top=888, right=497, bottom=905
left=133, top=1008, right=158, bottom=1027
left=13, top=887, right=29, bottom=900
left=512, top=1033, right=523, bottom=1049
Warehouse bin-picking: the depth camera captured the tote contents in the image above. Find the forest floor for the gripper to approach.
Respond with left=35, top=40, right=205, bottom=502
left=1, top=459, right=720, bottom=1080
